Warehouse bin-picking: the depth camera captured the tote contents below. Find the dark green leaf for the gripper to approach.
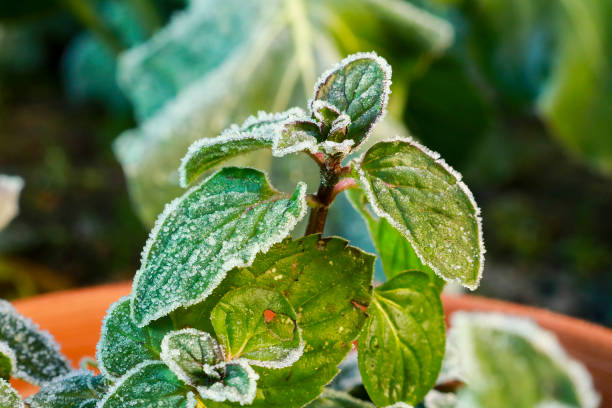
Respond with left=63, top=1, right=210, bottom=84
left=0, top=378, right=23, bottom=408
left=358, top=271, right=445, bottom=406
left=131, top=167, right=307, bottom=327
left=211, top=287, right=301, bottom=366
left=346, top=188, right=443, bottom=289
left=99, top=361, right=196, bottom=408
left=197, top=360, right=259, bottom=406
left=0, top=342, right=15, bottom=381
left=446, top=312, right=600, bottom=408
left=97, top=297, right=172, bottom=379
left=305, top=389, right=375, bottom=408
left=314, top=52, right=391, bottom=146
left=356, top=138, right=484, bottom=289
left=177, top=235, right=375, bottom=408
left=0, top=300, right=70, bottom=385
left=26, top=371, right=107, bottom=408
left=179, top=108, right=306, bottom=187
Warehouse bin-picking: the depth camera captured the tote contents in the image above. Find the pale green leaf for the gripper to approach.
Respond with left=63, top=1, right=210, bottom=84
left=305, top=389, right=375, bottom=408
left=346, top=188, right=443, bottom=288
left=131, top=167, right=307, bottom=327
left=271, top=119, right=321, bottom=158
left=0, top=342, right=15, bottom=381
left=538, top=0, right=612, bottom=177
left=179, top=108, right=306, bottom=187
left=424, top=390, right=457, bottom=408
left=446, top=312, right=600, bottom=408
left=97, top=297, right=173, bottom=379
left=356, top=137, right=484, bottom=289
left=26, top=370, right=107, bottom=408
left=99, top=361, right=196, bottom=408
left=314, top=52, right=391, bottom=146
left=160, top=329, right=224, bottom=387
left=0, top=175, right=24, bottom=231
left=211, top=287, right=302, bottom=367
left=175, top=235, right=375, bottom=408
left=0, top=378, right=23, bottom=408
left=358, top=271, right=445, bottom=406
left=0, top=300, right=70, bottom=385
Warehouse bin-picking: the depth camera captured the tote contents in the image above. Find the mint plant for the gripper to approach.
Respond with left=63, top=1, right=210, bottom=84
left=0, top=52, right=595, bottom=408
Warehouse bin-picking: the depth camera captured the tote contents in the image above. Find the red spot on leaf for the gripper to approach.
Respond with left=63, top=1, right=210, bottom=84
left=351, top=300, right=368, bottom=313
left=264, top=309, right=276, bottom=323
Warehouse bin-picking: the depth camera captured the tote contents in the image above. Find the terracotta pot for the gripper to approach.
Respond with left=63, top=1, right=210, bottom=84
left=9, top=283, right=612, bottom=405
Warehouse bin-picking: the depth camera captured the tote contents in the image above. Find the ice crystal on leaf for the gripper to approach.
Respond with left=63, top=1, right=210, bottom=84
left=305, top=388, right=376, bottom=407
left=355, top=137, right=484, bottom=289
left=0, top=378, right=23, bottom=408
left=97, top=297, right=172, bottom=379
left=131, top=167, right=307, bottom=327
left=0, top=300, right=71, bottom=385
left=98, top=360, right=196, bottom=408
left=26, top=370, right=107, bottom=408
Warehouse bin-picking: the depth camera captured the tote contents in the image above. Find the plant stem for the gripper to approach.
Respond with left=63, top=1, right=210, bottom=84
left=305, top=158, right=347, bottom=235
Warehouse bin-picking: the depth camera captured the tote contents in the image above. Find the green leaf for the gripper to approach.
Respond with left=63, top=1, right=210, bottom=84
left=305, top=389, right=375, bottom=408
left=131, top=167, right=307, bottom=327
left=0, top=378, right=23, bottom=408
left=0, top=342, right=15, bottom=381
left=211, top=287, right=301, bottom=366
left=446, top=312, right=600, bottom=408
left=314, top=52, right=391, bottom=146
left=346, top=188, right=443, bottom=288
left=97, top=297, right=173, bottom=379
left=160, top=329, right=225, bottom=386
left=160, top=329, right=259, bottom=405
left=26, top=370, right=107, bottom=408
left=0, top=300, right=70, bottom=385
left=179, top=108, right=306, bottom=187
left=358, top=271, right=445, bottom=406
left=356, top=138, right=484, bottom=289
left=198, top=360, right=259, bottom=406
left=99, top=361, right=196, bottom=408
left=176, top=235, right=375, bottom=408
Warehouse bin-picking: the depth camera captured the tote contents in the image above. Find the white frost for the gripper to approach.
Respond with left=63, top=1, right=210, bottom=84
left=0, top=378, right=24, bottom=408
left=0, top=175, right=24, bottom=231
left=196, top=359, right=259, bottom=406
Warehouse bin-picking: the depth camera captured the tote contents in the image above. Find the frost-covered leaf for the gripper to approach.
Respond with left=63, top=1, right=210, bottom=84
left=0, top=175, right=24, bottom=231
left=26, top=370, right=107, bottom=408
left=97, top=297, right=172, bottom=379
left=160, top=329, right=224, bottom=386
left=358, top=271, right=445, bottom=407
left=314, top=52, right=391, bottom=147
left=99, top=361, right=196, bottom=408
left=0, top=300, right=70, bottom=385
left=446, top=312, right=600, bottom=408
left=0, top=342, right=15, bottom=380
left=113, top=0, right=450, bottom=224
left=179, top=108, right=306, bottom=187
left=131, top=167, right=307, bottom=327
left=0, top=378, right=23, bottom=408
left=346, top=188, right=442, bottom=287
left=272, top=119, right=321, bottom=158
left=310, top=100, right=341, bottom=135
left=176, top=235, right=374, bottom=408
left=356, top=137, right=484, bottom=289
left=197, top=360, right=259, bottom=406
left=305, top=389, right=375, bottom=408
left=211, top=287, right=302, bottom=367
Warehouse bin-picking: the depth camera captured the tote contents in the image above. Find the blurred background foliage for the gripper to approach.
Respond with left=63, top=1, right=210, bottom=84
left=0, top=0, right=611, bottom=326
